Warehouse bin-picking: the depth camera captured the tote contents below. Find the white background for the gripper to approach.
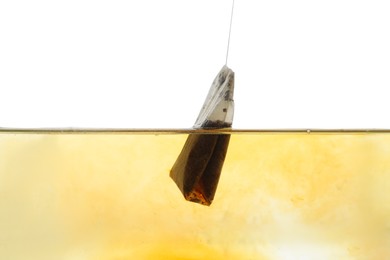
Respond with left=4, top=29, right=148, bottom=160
left=1, top=0, right=389, bottom=129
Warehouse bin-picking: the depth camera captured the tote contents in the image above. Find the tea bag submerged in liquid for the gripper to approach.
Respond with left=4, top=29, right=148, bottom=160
left=170, top=66, right=234, bottom=206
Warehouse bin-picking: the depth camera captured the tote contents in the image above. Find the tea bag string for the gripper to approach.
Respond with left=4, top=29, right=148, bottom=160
left=225, top=0, right=235, bottom=66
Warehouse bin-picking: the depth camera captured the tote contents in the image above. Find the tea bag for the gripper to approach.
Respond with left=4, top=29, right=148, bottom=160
left=170, top=65, right=234, bottom=206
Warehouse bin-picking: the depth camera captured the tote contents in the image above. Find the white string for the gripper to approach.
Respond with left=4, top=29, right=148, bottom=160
left=225, top=0, right=235, bottom=65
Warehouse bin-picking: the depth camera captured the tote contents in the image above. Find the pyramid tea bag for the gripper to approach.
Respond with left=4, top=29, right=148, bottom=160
left=170, top=65, right=234, bottom=206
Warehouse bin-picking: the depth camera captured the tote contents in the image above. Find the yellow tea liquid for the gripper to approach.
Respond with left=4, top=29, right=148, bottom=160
left=0, top=129, right=389, bottom=259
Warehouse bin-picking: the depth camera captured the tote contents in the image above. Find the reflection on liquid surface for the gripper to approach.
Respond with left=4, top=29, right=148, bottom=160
left=0, top=131, right=389, bottom=259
